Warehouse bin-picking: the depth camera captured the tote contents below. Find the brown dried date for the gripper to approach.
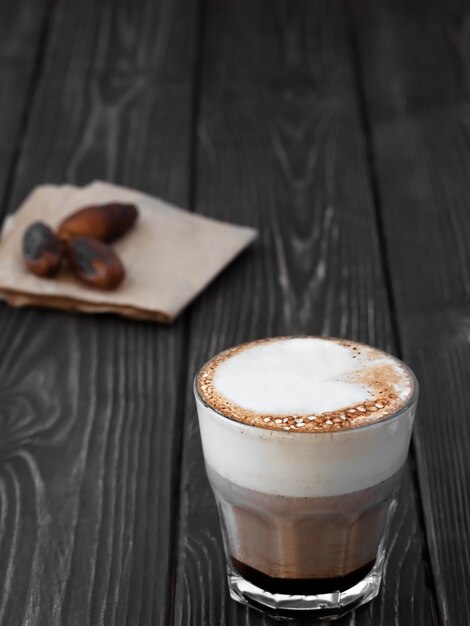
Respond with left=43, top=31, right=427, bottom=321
left=22, top=222, right=62, bottom=277
left=67, top=236, right=125, bottom=290
left=58, top=202, right=138, bottom=243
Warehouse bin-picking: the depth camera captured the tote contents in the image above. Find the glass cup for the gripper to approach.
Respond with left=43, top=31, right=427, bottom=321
left=193, top=341, right=418, bottom=619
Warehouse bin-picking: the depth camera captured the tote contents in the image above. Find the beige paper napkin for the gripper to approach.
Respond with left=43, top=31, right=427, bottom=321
left=0, top=181, right=257, bottom=322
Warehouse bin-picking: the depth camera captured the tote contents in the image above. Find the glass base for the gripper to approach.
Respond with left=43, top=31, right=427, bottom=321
left=227, top=560, right=382, bottom=620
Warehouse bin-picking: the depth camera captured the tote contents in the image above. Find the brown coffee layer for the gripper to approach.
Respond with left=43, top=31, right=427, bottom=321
left=209, top=466, right=401, bottom=582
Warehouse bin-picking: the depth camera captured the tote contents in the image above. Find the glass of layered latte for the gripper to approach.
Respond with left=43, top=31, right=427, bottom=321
left=194, top=337, right=418, bottom=618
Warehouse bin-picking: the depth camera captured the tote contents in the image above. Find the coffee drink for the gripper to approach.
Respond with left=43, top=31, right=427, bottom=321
left=207, top=467, right=402, bottom=595
left=194, top=337, right=417, bottom=615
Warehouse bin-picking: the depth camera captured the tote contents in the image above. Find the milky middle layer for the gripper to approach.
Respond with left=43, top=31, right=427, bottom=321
left=195, top=337, right=418, bottom=497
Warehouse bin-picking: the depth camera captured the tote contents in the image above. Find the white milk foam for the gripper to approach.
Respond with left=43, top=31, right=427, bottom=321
left=195, top=337, right=417, bottom=497
left=213, top=338, right=408, bottom=416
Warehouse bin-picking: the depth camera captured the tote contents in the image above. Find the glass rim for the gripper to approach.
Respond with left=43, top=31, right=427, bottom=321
left=193, top=337, right=419, bottom=436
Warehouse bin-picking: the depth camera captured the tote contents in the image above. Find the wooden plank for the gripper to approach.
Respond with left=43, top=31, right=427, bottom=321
left=0, top=0, right=196, bottom=623
left=174, top=1, right=437, bottom=624
left=0, top=0, right=50, bottom=218
left=350, top=1, right=470, bottom=624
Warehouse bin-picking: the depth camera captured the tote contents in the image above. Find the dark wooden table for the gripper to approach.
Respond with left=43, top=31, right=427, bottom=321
left=0, top=0, right=468, bottom=624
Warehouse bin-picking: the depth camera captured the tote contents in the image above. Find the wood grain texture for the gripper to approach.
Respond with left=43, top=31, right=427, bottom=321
left=174, top=1, right=437, bottom=624
left=0, top=0, right=50, bottom=219
left=0, top=0, right=196, bottom=623
left=351, top=1, right=470, bottom=623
